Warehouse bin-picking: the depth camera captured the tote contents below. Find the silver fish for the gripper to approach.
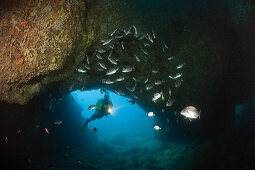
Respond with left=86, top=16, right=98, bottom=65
left=115, top=35, right=123, bottom=39
left=152, top=92, right=162, bottom=102
left=176, top=64, right=184, bottom=69
left=161, top=92, right=165, bottom=101
left=77, top=68, right=87, bottom=73
left=146, top=84, right=154, bottom=90
left=97, top=48, right=106, bottom=53
left=141, top=48, right=148, bottom=55
left=163, top=41, right=168, bottom=49
left=146, top=112, right=155, bottom=117
left=152, top=29, right=156, bottom=39
left=153, top=125, right=161, bottom=130
left=124, top=27, right=132, bottom=35
left=102, top=79, right=114, bottom=84
left=180, top=106, right=200, bottom=120
left=133, top=25, right=137, bottom=35
left=110, top=29, right=118, bottom=36
left=115, top=89, right=125, bottom=96
left=152, top=70, right=159, bottom=73
left=116, top=76, right=125, bottom=81
left=108, top=56, right=117, bottom=65
left=99, top=62, right=107, bottom=70
left=168, top=56, right=174, bottom=60
left=169, top=88, right=172, bottom=96
left=85, top=64, right=91, bottom=70
left=144, top=77, right=148, bottom=83
left=135, top=55, right=140, bottom=62
left=147, top=33, right=153, bottom=43
left=96, top=53, right=102, bottom=59
left=168, top=73, right=182, bottom=79
left=133, top=77, right=137, bottom=81
left=54, top=120, right=63, bottom=125
left=88, top=105, right=96, bottom=110
left=86, top=55, right=90, bottom=64
left=162, top=46, right=165, bottom=52
left=122, top=66, right=133, bottom=73
left=107, top=43, right=115, bottom=49
left=102, top=38, right=113, bottom=45
left=154, top=80, right=163, bottom=85
left=131, top=94, right=138, bottom=99
left=106, top=67, right=118, bottom=75
left=162, top=109, right=165, bottom=113
left=121, top=41, right=124, bottom=50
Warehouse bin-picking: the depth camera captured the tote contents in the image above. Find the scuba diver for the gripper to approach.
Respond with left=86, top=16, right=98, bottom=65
left=82, top=91, right=113, bottom=130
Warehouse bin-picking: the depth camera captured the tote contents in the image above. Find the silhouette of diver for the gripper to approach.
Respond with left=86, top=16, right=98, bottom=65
left=82, top=91, right=113, bottom=130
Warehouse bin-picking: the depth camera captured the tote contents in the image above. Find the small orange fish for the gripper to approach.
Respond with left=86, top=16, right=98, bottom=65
left=10, top=41, right=14, bottom=48
left=5, top=137, right=8, bottom=143
left=45, top=128, right=50, bottom=135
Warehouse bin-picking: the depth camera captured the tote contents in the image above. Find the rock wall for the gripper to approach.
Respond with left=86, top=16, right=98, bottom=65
left=0, top=0, right=88, bottom=104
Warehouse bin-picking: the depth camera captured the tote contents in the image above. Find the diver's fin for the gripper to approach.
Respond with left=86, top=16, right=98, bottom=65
left=81, top=123, right=88, bottom=131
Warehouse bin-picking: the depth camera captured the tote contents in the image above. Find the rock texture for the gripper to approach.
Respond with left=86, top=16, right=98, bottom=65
left=0, top=0, right=88, bottom=104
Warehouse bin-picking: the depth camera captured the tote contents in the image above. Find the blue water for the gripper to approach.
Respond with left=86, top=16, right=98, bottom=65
left=71, top=89, right=154, bottom=144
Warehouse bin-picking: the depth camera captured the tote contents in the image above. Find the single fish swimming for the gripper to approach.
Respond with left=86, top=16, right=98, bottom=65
left=122, top=66, right=133, bottom=73
left=116, top=76, right=125, bottom=81
left=180, top=106, right=200, bottom=120
left=152, top=92, right=162, bottom=102
left=153, top=125, right=161, bottom=131
left=146, top=112, right=155, bottom=117
left=154, top=80, right=163, bottom=85
left=141, top=48, right=148, bottom=55
left=106, top=67, right=118, bottom=75
left=108, top=56, right=118, bottom=65
left=99, top=62, right=107, bottom=70
left=85, top=64, right=91, bottom=70
left=102, top=79, right=114, bottom=84
left=97, top=48, right=106, bottom=53
left=88, top=105, right=96, bottom=110
left=115, top=89, right=125, bottom=96
left=135, top=55, right=140, bottom=62
left=54, top=120, right=63, bottom=125
left=102, top=38, right=113, bottom=46
left=77, top=68, right=87, bottom=73
left=176, top=64, right=184, bottom=69
left=152, top=29, right=156, bottom=39
left=168, top=73, right=182, bottom=79
left=96, top=53, right=103, bottom=59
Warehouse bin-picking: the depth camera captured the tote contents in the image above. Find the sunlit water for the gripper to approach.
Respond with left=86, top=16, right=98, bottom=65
left=71, top=89, right=155, bottom=146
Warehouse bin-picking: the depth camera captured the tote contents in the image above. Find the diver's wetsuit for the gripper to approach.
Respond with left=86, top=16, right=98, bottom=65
left=83, top=95, right=113, bottom=128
